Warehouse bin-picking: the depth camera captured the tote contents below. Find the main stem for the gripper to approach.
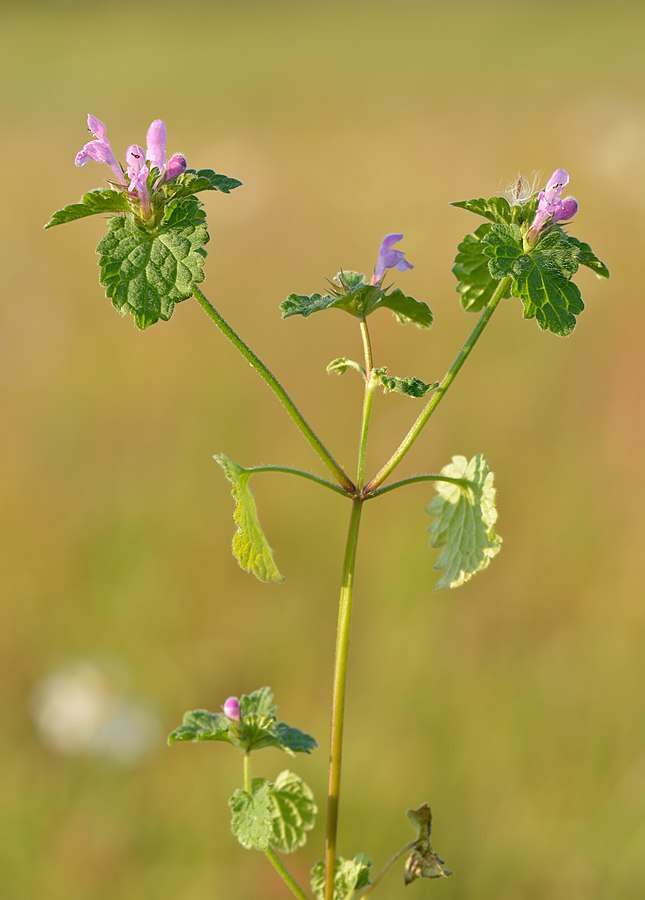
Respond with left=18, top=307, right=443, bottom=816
left=193, top=285, right=354, bottom=493
left=324, top=497, right=363, bottom=900
left=364, top=276, right=511, bottom=493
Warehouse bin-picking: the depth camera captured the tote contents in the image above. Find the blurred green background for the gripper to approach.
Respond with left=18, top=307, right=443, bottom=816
left=2, top=1, right=645, bottom=897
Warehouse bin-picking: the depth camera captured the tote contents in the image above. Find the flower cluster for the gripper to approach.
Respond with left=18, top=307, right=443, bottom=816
left=75, top=114, right=187, bottom=220
left=527, top=169, right=578, bottom=245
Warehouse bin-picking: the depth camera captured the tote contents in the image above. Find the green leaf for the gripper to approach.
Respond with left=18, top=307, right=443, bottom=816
left=453, top=223, right=512, bottom=312
left=97, top=196, right=208, bottom=329
left=482, top=224, right=584, bottom=335
left=281, top=292, right=338, bottom=319
left=260, top=771, right=317, bottom=853
left=566, top=234, right=610, bottom=279
left=451, top=195, right=514, bottom=225
left=229, top=780, right=274, bottom=851
left=214, top=455, right=284, bottom=584
left=165, top=168, right=242, bottom=203
left=404, top=804, right=453, bottom=884
left=311, top=854, right=372, bottom=900
left=167, top=709, right=232, bottom=745
left=240, top=686, right=277, bottom=719
left=326, top=357, right=365, bottom=378
left=45, top=189, right=130, bottom=229
left=379, top=288, right=434, bottom=328
left=274, top=722, right=318, bottom=755
left=427, top=453, right=502, bottom=590
left=376, top=370, right=438, bottom=399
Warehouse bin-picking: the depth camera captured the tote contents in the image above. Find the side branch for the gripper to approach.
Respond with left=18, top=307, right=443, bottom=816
left=364, top=276, right=511, bottom=493
left=365, top=474, right=471, bottom=500
left=193, top=285, right=355, bottom=493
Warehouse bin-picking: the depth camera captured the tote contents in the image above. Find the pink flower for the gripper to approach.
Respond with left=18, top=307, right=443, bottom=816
left=528, top=169, right=578, bottom=245
left=223, top=696, right=241, bottom=721
left=74, top=115, right=126, bottom=186
left=370, top=233, right=414, bottom=285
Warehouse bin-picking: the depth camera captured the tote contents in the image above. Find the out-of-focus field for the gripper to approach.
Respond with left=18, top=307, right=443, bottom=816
left=2, top=1, right=645, bottom=897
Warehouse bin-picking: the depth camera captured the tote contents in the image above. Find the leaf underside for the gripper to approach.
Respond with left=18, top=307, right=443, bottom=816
left=311, top=853, right=372, bottom=900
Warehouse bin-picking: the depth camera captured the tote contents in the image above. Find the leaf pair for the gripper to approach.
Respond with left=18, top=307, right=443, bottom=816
left=453, top=195, right=609, bottom=336
left=230, top=770, right=316, bottom=853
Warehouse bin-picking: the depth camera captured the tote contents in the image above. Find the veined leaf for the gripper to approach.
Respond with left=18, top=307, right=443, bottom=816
left=453, top=223, right=511, bottom=312
left=427, top=453, right=502, bottom=590
left=566, top=234, right=610, bottom=279
left=376, top=370, right=437, bottom=398
left=45, top=189, right=130, bottom=228
left=229, top=780, right=274, bottom=851
left=260, top=771, right=317, bottom=853
left=326, top=357, right=365, bottom=378
left=451, top=195, right=514, bottom=225
left=97, top=196, right=208, bottom=329
left=214, top=455, right=284, bottom=583
left=379, top=288, right=434, bottom=328
left=167, top=709, right=232, bottom=744
left=311, top=854, right=372, bottom=900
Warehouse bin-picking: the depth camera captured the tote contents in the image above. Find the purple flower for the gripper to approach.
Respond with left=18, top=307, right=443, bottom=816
left=527, top=169, right=578, bottom=245
left=126, top=144, right=151, bottom=217
left=146, top=119, right=166, bottom=173
left=370, top=233, right=413, bottom=285
left=223, top=696, right=241, bottom=721
left=165, top=153, right=187, bottom=181
left=74, top=114, right=126, bottom=185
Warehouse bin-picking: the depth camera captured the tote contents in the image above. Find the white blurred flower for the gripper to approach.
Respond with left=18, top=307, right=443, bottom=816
left=32, top=660, right=159, bottom=765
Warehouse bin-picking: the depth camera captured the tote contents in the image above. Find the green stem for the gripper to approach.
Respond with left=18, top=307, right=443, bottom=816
left=244, top=465, right=350, bottom=497
left=359, top=840, right=417, bottom=898
left=325, top=498, right=364, bottom=900
left=243, top=752, right=308, bottom=899
left=193, top=285, right=354, bottom=493
left=265, top=847, right=309, bottom=900
left=356, top=317, right=377, bottom=492
left=364, top=277, right=510, bottom=494
left=366, top=474, right=471, bottom=500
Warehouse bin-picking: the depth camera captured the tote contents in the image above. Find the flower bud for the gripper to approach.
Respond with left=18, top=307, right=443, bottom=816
left=223, top=696, right=241, bottom=721
left=165, top=153, right=187, bottom=181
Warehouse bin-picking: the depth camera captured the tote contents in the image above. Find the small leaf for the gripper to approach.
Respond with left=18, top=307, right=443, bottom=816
left=164, top=168, right=242, bottom=203
left=214, top=454, right=284, bottom=583
left=480, top=222, right=525, bottom=280
left=451, top=195, right=514, bottom=225
left=379, top=288, right=434, bottom=328
left=404, top=804, right=453, bottom=884
left=453, top=223, right=512, bottom=312
left=281, top=292, right=338, bottom=319
left=262, top=771, right=317, bottom=853
left=45, top=189, right=130, bottom=228
left=311, top=854, right=372, bottom=900
left=240, top=686, right=277, bottom=719
left=167, top=709, right=232, bottom=744
left=566, top=234, right=610, bottom=279
left=229, top=780, right=274, bottom=851
left=427, top=453, right=502, bottom=590
left=377, top=370, right=438, bottom=398
left=274, top=722, right=318, bottom=755
left=326, top=358, right=365, bottom=378
left=97, top=196, right=209, bottom=329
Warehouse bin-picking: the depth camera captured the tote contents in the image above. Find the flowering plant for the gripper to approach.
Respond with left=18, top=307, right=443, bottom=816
left=46, top=117, right=609, bottom=899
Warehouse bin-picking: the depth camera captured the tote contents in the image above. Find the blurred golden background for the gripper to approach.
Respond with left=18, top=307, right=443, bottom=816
left=2, top=1, right=644, bottom=897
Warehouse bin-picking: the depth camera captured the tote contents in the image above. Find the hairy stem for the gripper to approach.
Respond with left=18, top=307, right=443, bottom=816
left=245, top=465, right=350, bottom=497
left=325, top=498, right=364, bottom=900
left=193, top=285, right=354, bottom=493
left=359, top=840, right=417, bottom=898
left=364, top=276, right=511, bottom=494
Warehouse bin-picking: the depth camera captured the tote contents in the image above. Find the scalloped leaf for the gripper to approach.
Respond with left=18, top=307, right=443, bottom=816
left=427, top=453, right=502, bottom=590
left=377, top=370, right=438, bottom=398
left=229, top=780, right=274, bottom=851
left=326, top=357, right=365, bottom=378
left=451, top=195, right=514, bottom=225
left=97, top=196, right=208, bottom=329
left=379, top=288, right=434, bottom=328
left=453, top=223, right=512, bottom=312
left=311, top=854, right=372, bottom=900
left=167, top=709, right=232, bottom=744
left=214, top=455, right=284, bottom=583
left=45, top=189, right=130, bottom=228
left=566, top=234, right=610, bottom=279
left=259, top=771, right=317, bottom=853
left=164, top=168, right=242, bottom=204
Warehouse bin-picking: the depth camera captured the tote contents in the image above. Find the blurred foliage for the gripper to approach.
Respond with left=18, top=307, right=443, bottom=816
left=2, top=1, right=645, bottom=898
